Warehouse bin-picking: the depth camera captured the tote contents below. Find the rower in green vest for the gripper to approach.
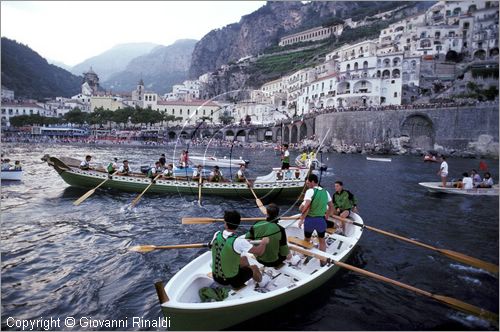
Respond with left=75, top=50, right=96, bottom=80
left=245, top=203, right=291, bottom=267
left=299, top=174, right=334, bottom=263
left=107, top=157, right=118, bottom=174
left=147, top=161, right=161, bottom=179
left=210, top=210, right=270, bottom=288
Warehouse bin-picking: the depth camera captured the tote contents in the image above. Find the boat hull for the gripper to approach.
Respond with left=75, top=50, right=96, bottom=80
left=419, top=182, right=499, bottom=196
left=1, top=170, right=23, bottom=181
left=366, top=157, right=392, bottom=162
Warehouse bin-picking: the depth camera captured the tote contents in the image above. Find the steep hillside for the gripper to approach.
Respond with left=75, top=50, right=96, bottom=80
left=1, top=37, right=82, bottom=99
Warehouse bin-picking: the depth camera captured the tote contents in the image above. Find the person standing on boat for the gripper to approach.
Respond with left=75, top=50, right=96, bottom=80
left=80, top=155, right=93, bottom=170
left=437, top=156, right=448, bottom=187
left=179, top=150, right=188, bottom=168
left=107, top=157, right=118, bottom=174
left=281, top=144, right=290, bottom=169
left=210, top=210, right=270, bottom=288
left=235, top=164, right=246, bottom=182
left=117, top=160, right=130, bottom=176
left=299, top=174, right=334, bottom=257
left=159, top=154, right=166, bottom=168
left=245, top=203, right=291, bottom=267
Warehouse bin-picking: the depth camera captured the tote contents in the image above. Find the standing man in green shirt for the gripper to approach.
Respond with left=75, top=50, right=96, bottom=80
left=281, top=144, right=290, bottom=169
left=246, top=203, right=291, bottom=267
left=299, top=174, right=334, bottom=258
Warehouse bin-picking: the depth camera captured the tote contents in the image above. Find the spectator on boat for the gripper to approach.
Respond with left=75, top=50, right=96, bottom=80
left=179, top=150, right=189, bottom=168
left=210, top=210, right=270, bottom=288
left=148, top=161, right=161, bottom=179
left=162, top=164, right=174, bottom=179
left=159, top=154, right=166, bottom=168
left=1, top=158, right=12, bottom=170
left=13, top=161, right=22, bottom=171
left=107, top=157, right=118, bottom=174
left=117, top=160, right=130, bottom=176
left=245, top=203, right=291, bottom=267
left=235, top=164, right=246, bottom=182
left=460, top=172, right=473, bottom=189
left=437, top=156, right=448, bottom=187
left=299, top=174, right=334, bottom=262
left=209, top=166, right=223, bottom=182
left=478, top=172, right=494, bottom=188
left=332, top=181, right=358, bottom=232
left=471, top=169, right=482, bottom=187
left=299, top=151, right=308, bottom=166
left=80, top=155, right=93, bottom=170
left=192, top=165, right=203, bottom=181
left=281, top=144, right=290, bottom=169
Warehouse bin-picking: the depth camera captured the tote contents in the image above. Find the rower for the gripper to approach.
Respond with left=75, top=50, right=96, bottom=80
left=148, top=161, right=161, bottom=179
left=245, top=203, right=291, bottom=267
left=161, top=164, right=174, bottom=179
left=80, top=155, right=93, bottom=170
left=235, top=164, right=246, bottom=182
left=107, top=157, right=118, bottom=174
left=209, top=166, right=223, bottom=182
left=332, top=180, right=358, bottom=233
left=116, top=160, right=130, bottom=176
left=298, top=174, right=334, bottom=262
left=209, top=210, right=270, bottom=288
left=192, top=164, right=203, bottom=181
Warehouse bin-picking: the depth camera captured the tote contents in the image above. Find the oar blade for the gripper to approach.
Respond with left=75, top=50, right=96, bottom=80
left=129, top=245, right=156, bottom=253
left=433, top=295, right=499, bottom=323
left=73, top=189, right=95, bottom=206
left=439, top=249, right=499, bottom=274
left=182, top=217, right=217, bottom=224
left=256, top=199, right=267, bottom=215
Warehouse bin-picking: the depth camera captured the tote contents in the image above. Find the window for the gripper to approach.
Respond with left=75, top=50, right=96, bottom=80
left=1, top=109, right=4, bottom=114
left=187, top=109, right=190, bottom=115
left=391, top=80, right=395, bottom=84
left=394, top=92, right=398, bottom=97
left=203, top=110, right=206, bottom=115
left=180, top=109, right=182, bottom=115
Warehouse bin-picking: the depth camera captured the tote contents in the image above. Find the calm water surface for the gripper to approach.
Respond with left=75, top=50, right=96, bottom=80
left=1, top=143, right=498, bottom=330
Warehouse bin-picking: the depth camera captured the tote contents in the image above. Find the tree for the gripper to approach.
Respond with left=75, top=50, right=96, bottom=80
left=64, top=108, right=87, bottom=125
left=112, top=107, right=134, bottom=128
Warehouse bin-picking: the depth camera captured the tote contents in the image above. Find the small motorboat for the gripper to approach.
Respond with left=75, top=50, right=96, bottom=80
left=418, top=182, right=499, bottom=196
left=366, top=157, right=392, bottom=162
left=156, top=214, right=363, bottom=330
left=295, top=156, right=328, bottom=171
left=1, top=169, right=23, bottom=181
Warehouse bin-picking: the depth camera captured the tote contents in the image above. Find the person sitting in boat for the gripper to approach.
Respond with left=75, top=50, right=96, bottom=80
left=235, top=164, right=246, bottom=182
left=116, top=160, right=130, bottom=176
left=299, top=174, right=334, bottom=262
left=13, top=161, right=22, bottom=171
left=281, top=144, right=290, bottom=170
left=478, top=172, right=494, bottom=188
left=332, top=181, right=358, bottom=232
left=458, top=172, right=473, bottom=189
left=245, top=203, right=291, bottom=267
left=80, top=155, right=93, bottom=170
left=192, top=165, right=203, bottom=181
left=148, top=161, right=161, bottom=179
left=210, top=210, right=270, bottom=289
left=471, top=169, right=482, bottom=187
left=1, top=158, right=12, bottom=170
left=107, top=157, right=118, bottom=174
left=209, top=166, right=223, bottom=182
left=161, top=164, right=174, bottom=179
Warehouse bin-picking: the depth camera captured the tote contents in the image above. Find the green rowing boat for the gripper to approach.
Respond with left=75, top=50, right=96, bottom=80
left=44, top=155, right=307, bottom=199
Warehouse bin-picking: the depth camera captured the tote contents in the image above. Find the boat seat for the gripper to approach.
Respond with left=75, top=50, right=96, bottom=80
left=288, top=236, right=314, bottom=249
left=206, top=272, right=249, bottom=293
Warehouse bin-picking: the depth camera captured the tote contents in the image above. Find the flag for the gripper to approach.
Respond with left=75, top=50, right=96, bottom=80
left=479, top=160, right=488, bottom=171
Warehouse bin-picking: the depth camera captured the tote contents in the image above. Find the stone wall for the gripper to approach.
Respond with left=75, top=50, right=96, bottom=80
left=315, top=106, right=499, bottom=158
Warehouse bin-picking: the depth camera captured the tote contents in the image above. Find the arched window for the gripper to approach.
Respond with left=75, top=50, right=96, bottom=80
left=363, top=61, right=368, bottom=69
left=354, top=62, right=359, bottom=70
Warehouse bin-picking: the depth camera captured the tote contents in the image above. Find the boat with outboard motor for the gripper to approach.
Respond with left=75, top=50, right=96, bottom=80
left=419, top=182, right=499, bottom=196
left=43, top=155, right=308, bottom=199
left=0, top=169, right=23, bottom=181
left=156, top=213, right=363, bottom=330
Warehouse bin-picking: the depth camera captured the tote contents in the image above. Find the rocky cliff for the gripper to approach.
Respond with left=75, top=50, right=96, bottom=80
left=189, top=1, right=410, bottom=78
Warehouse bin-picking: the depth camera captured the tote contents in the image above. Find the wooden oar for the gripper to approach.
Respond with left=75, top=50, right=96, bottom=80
left=198, top=174, right=203, bottom=207
left=128, top=174, right=161, bottom=209
left=129, top=243, right=209, bottom=253
left=74, top=171, right=118, bottom=206
left=289, top=244, right=499, bottom=324
left=330, top=215, right=499, bottom=275
left=182, top=216, right=299, bottom=224
left=245, top=177, right=267, bottom=215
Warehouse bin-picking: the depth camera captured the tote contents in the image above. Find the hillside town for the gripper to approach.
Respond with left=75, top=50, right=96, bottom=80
left=1, top=0, right=498, bottom=140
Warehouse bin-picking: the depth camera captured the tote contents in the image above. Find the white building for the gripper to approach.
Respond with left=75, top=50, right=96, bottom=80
left=279, top=24, right=344, bottom=47
left=156, top=100, right=221, bottom=125
left=1, top=102, right=53, bottom=127
left=1, top=86, right=14, bottom=101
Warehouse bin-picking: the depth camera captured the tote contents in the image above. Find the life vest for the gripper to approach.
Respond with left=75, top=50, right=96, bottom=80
left=107, top=163, right=115, bottom=173
left=282, top=152, right=290, bottom=164
left=247, top=221, right=286, bottom=264
left=211, top=232, right=240, bottom=279
left=308, top=188, right=329, bottom=217
left=212, top=171, right=222, bottom=182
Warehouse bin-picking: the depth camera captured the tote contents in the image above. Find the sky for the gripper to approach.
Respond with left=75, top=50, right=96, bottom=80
left=1, top=1, right=266, bottom=66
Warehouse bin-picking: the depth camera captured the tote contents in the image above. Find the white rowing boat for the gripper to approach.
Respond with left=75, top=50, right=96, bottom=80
left=419, top=182, right=499, bottom=196
left=1, top=169, right=23, bottom=181
left=189, top=155, right=249, bottom=168
left=366, top=157, right=392, bottom=162
left=158, top=213, right=363, bottom=330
